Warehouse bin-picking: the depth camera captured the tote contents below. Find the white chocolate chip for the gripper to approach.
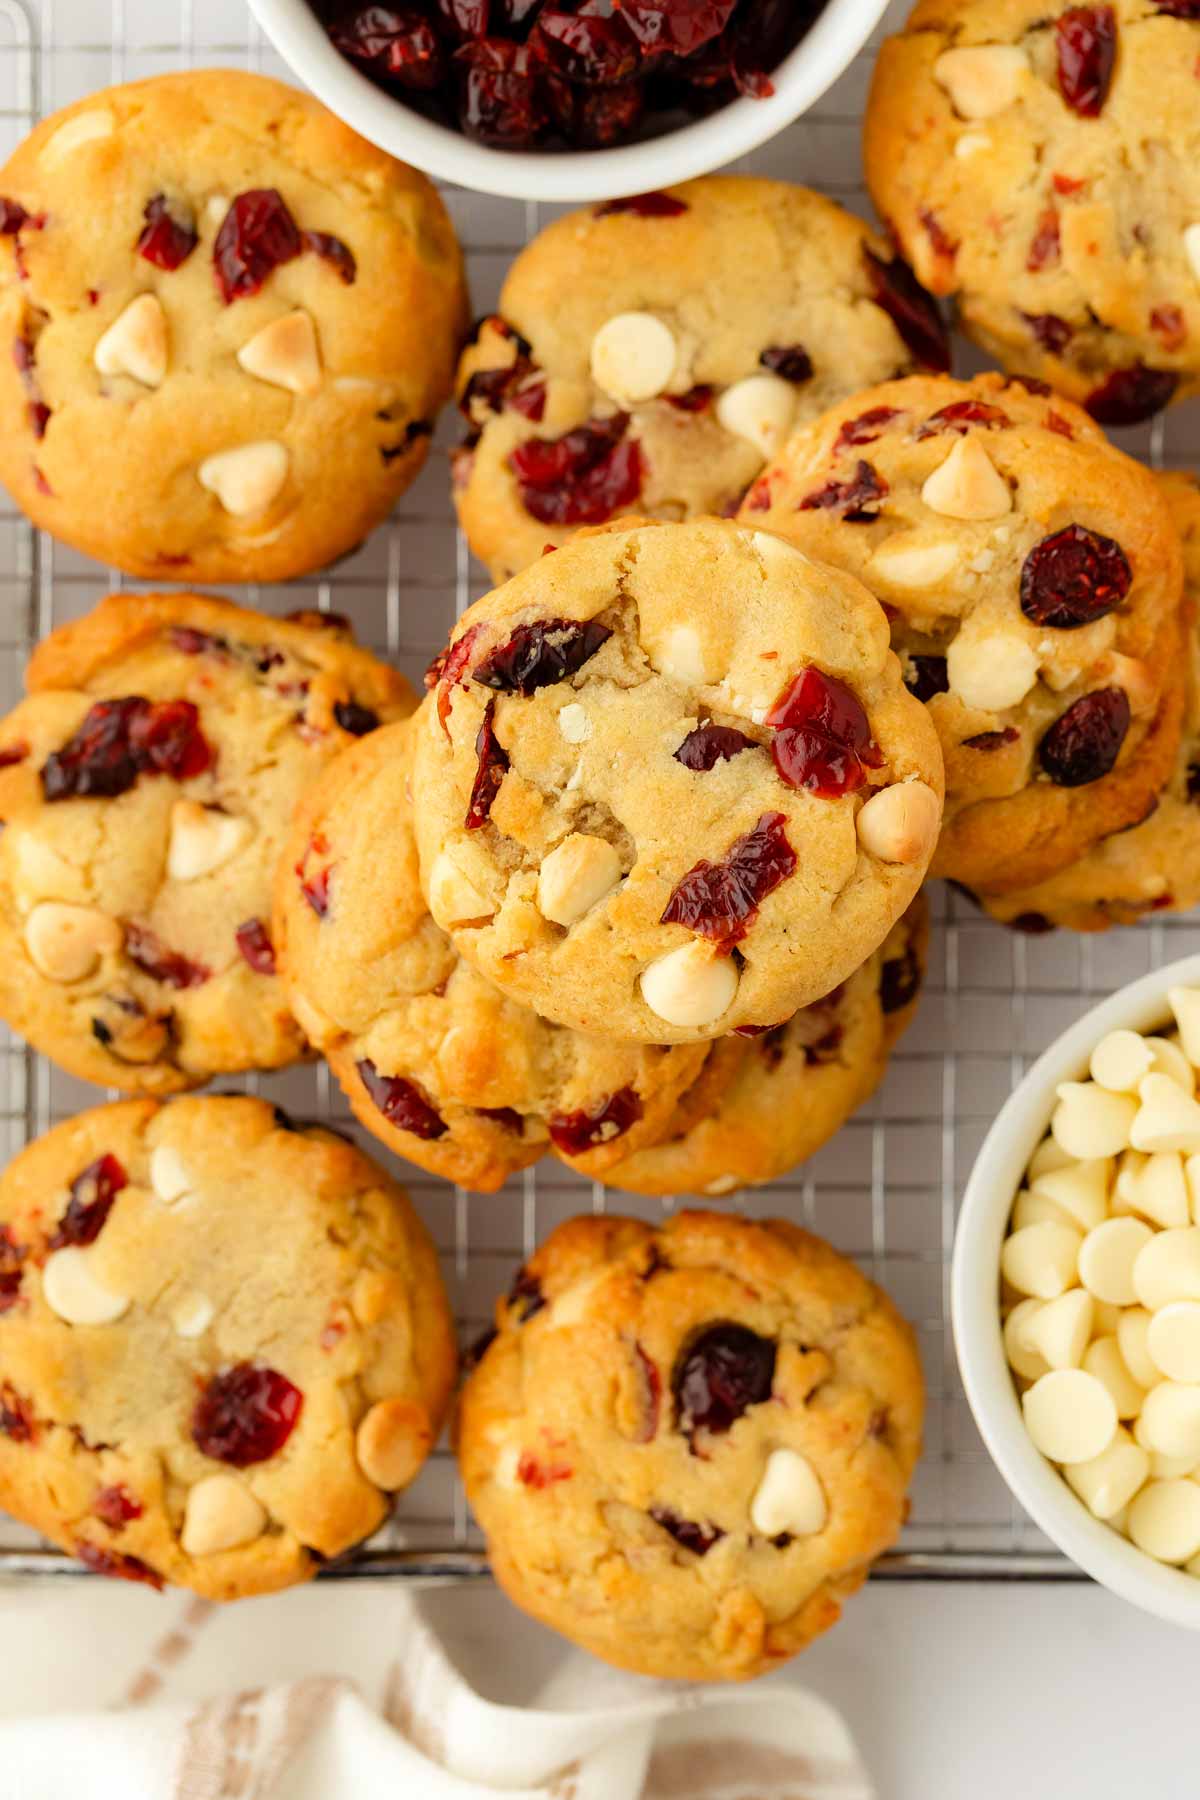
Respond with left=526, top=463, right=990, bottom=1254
left=1113, top=1149, right=1146, bottom=1216
left=197, top=441, right=289, bottom=516
left=1029, top=1157, right=1110, bottom=1232
left=1119, top=1307, right=1163, bottom=1389
left=640, top=940, right=738, bottom=1029
left=946, top=630, right=1038, bottom=712
left=868, top=537, right=961, bottom=590
left=1078, top=1217, right=1154, bottom=1306
left=181, top=1473, right=267, bottom=1556
left=427, top=852, right=494, bottom=928
left=24, top=902, right=121, bottom=983
left=749, top=1447, right=828, bottom=1539
left=41, top=1247, right=129, bottom=1326
left=1128, top=1478, right=1200, bottom=1563
left=1082, top=1336, right=1146, bottom=1420
left=933, top=44, right=1029, bottom=119
left=855, top=781, right=940, bottom=866
left=1145, top=1036, right=1195, bottom=1093
left=654, top=623, right=708, bottom=687
left=205, top=195, right=229, bottom=231
left=166, top=801, right=251, bottom=883
left=1064, top=1427, right=1150, bottom=1521
left=150, top=1144, right=192, bottom=1205
left=1052, top=1082, right=1136, bottom=1159
left=1148, top=1303, right=1200, bottom=1383
left=1012, top=1188, right=1073, bottom=1232
left=1132, top=1073, right=1200, bottom=1153
left=1004, top=1298, right=1051, bottom=1381
left=1184, top=225, right=1200, bottom=288
left=42, top=108, right=115, bottom=165
left=1000, top=1220, right=1081, bottom=1299
left=1022, top=1368, right=1117, bottom=1464
left=1137, top=1382, right=1200, bottom=1463
left=94, top=293, right=168, bottom=389
left=355, top=1397, right=429, bottom=1491
left=921, top=436, right=1011, bottom=521
left=1091, top=1029, right=1155, bottom=1094
left=1133, top=1412, right=1200, bottom=1480
left=557, top=702, right=592, bottom=745
left=1029, top=1136, right=1074, bottom=1180
left=1094, top=1299, right=1123, bottom=1337
left=1169, top=988, right=1200, bottom=1067
left=536, top=833, right=621, bottom=928
left=237, top=310, right=322, bottom=396
left=589, top=311, right=677, bottom=404
left=716, top=373, right=798, bottom=459
left=1021, top=1288, right=1093, bottom=1370
left=1124, top=1151, right=1190, bottom=1230
left=172, top=1292, right=214, bottom=1338
left=954, top=131, right=992, bottom=159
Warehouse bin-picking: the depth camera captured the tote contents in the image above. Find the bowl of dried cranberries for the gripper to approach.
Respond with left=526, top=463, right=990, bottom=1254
left=248, top=0, right=891, bottom=201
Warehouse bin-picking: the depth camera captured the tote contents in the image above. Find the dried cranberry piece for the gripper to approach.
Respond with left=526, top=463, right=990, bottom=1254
left=0, top=740, right=28, bottom=769
left=1009, top=911, right=1056, bottom=934
left=334, top=699, right=381, bottom=736
left=666, top=384, right=713, bottom=413
left=1150, top=0, right=1200, bottom=12
left=798, top=458, right=888, bottom=522
left=455, top=38, right=552, bottom=146
left=0, top=198, right=30, bottom=234
left=435, top=0, right=490, bottom=35
left=135, top=194, right=198, bottom=270
left=169, top=625, right=230, bottom=657
left=567, top=82, right=645, bottom=146
left=619, top=0, right=735, bottom=55
left=300, top=866, right=332, bottom=919
left=1027, top=208, right=1062, bottom=272
left=192, top=1364, right=303, bottom=1466
left=1151, top=305, right=1188, bottom=353
left=918, top=206, right=958, bottom=262
left=766, top=668, right=883, bottom=798
left=881, top=943, right=921, bottom=1014
left=915, top=400, right=1011, bottom=439
left=428, top=622, right=484, bottom=737
left=1020, top=525, right=1132, bottom=629
left=963, top=727, right=1019, bottom=751
left=673, top=1322, right=776, bottom=1437
left=673, top=724, right=755, bottom=770
left=509, top=415, right=643, bottom=525
left=473, top=618, right=611, bottom=694
left=1022, top=312, right=1074, bottom=355
left=508, top=1266, right=546, bottom=1321
left=125, top=923, right=210, bottom=989
left=466, top=698, right=510, bottom=829
left=286, top=608, right=353, bottom=634
left=834, top=407, right=901, bottom=452
left=1038, top=688, right=1130, bottom=786
left=213, top=190, right=303, bottom=305
left=548, top=1086, right=643, bottom=1154
left=1085, top=365, right=1180, bottom=426
left=650, top=1506, right=724, bottom=1554
left=661, top=811, right=796, bottom=949
left=357, top=1058, right=449, bottom=1139
left=129, top=699, right=213, bottom=781
left=93, top=1485, right=143, bottom=1531
left=76, top=1542, right=163, bottom=1588
left=517, top=1450, right=572, bottom=1487
left=41, top=698, right=212, bottom=801
left=0, top=1226, right=23, bottom=1315
left=862, top=248, right=951, bottom=373
left=477, top=1105, right=524, bottom=1133
left=510, top=377, right=547, bottom=419
left=302, top=230, right=357, bottom=284
left=0, top=1383, right=35, bottom=1442
left=49, top=1153, right=127, bottom=1250
left=235, top=918, right=277, bottom=975
left=1046, top=410, right=1075, bottom=439
left=1057, top=7, right=1117, bottom=117
left=593, top=192, right=688, bottom=218
left=329, top=6, right=446, bottom=88
left=759, top=343, right=813, bottom=384
left=532, top=5, right=640, bottom=83
left=905, top=655, right=950, bottom=704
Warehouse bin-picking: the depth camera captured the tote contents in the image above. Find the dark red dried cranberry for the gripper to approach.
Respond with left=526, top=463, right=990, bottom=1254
left=905, top=655, right=950, bottom=704
left=49, top=1153, right=127, bottom=1250
left=963, top=727, right=1019, bottom=751
left=135, top=194, right=198, bottom=270
left=1009, top=911, right=1056, bottom=934
left=0, top=740, right=28, bottom=769
left=1085, top=365, right=1180, bottom=425
left=916, top=400, right=1011, bottom=439
left=302, top=230, right=357, bottom=284
left=1020, top=525, right=1132, bottom=629
left=798, top=458, right=888, bottom=522
left=0, top=1383, right=35, bottom=1442
left=1027, top=208, right=1062, bottom=272
left=473, top=618, right=611, bottom=694
left=170, top=624, right=230, bottom=657
left=673, top=724, right=756, bottom=770
left=1150, top=0, right=1200, bottom=12
left=509, top=415, right=642, bottom=525
left=1023, top=312, right=1075, bottom=355
left=76, top=1542, right=163, bottom=1589
left=532, top=5, right=640, bottom=82
left=918, top=206, right=958, bottom=262
left=0, top=1226, right=23, bottom=1315
left=435, top=0, right=490, bottom=35
left=428, top=622, right=484, bottom=736
left=213, top=190, right=303, bottom=304
left=1057, top=6, right=1117, bottom=116
left=1151, top=305, right=1188, bottom=352
left=93, top=1484, right=143, bottom=1531
left=130, top=700, right=213, bottom=781
left=863, top=248, right=951, bottom=373
left=192, top=1363, right=303, bottom=1466
left=570, top=83, right=645, bottom=146
left=455, top=38, right=552, bottom=146
left=1046, top=410, right=1075, bottom=438
left=477, top=1105, right=524, bottom=1133
left=125, top=923, right=210, bottom=990
left=834, top=407, right=902, bottom=453
left=466, top=698, right=510, bottom=828
left=673, top=1322, right=776, bottom=1437
left=665, top=384, right=713, bottom=413
left=1038, top=688, right=1130, bottom=786
left=548, top=1086, right=642, bottom=1154
left=331, top=6, right=446, bottom=87
left=300, top=865, right=332, bottom=919
left=510, top=377, right=547, bottom=419
left=881, top=942, right=921, bottom=1014
left=621, top=0, right=735, bottom=53
left=508, top=1265, right=546, bottom=1321
left=661, top=811, right=796, bottom=949
left=334, top=699, right=381, bottom=736
left=650, top=1506, right=724, bottom=1553
left=594, top=192, right=688, bottom=218
left=517, top=1450, right=572, bottom=1487
left=759, top=343, right=813, bottom=384
left=357, top=1058, right=449, bottom=1139
left=0, top=198, right=30, bottom=234
left=766, top=668, right=883, bottom=798
left=235, top=918, right=277, bottom=975
left=41, top=698, right=212, bottom=801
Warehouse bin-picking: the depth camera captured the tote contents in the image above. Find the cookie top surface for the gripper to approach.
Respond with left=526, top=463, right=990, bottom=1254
left=864, top=1, right=1200, bottom=423
left=274, top=718, right=709, bottom=1192
left=458, top=1210, right=923, bottom=1681
left=740, top=372, right=1184, bottom=892
left=985, top=471, right=1200, bottom=929
left=414, top=517, right=944, bottom=1043
left=0, top=69, right=467, bottom=582
left=0, top=591, right=413, bottom=1093
left=452, top=176, right=947, bottom=582
left=0, top=1095, right=456, bottom=1599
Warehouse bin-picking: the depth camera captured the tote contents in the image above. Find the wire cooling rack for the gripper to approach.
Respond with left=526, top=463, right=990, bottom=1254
left=1, top=0, right=1199, bottom=1586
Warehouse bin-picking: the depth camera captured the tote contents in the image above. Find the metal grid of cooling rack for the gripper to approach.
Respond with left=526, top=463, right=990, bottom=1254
left=1, top=0, right=1199, bottom=1586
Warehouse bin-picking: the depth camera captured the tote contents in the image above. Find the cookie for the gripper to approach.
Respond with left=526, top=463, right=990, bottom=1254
left=599, top=897, right=929, bottom=1198
left=740, top=372, right=1184, bottom=893
left=0, top=69, right=467, bottom=582
left=864, top=1, right=1200, bottom=425
left=457, top=1210, right=923, bottom=1681
left=414, top=517, right=944, bottom=1043
left=0, top=1095, right=456, bottom=1599
left=0, top=592, right=413, bottom=1093
left=452, top=176, right=949, bottom=582
left=982, top=471, right=1200, bottom=931
left=274, top=718, right=709, bottom=1192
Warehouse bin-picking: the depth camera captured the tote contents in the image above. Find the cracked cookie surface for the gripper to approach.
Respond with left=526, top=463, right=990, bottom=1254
left=457, top=1210, right=923, bottom=1681
left=413, top=517, right=944, bottom=1043
left=0, top=69, right=468, bottom=582
left=0, top=1095, right=456, bottom=1599
left=0, top=590, right=413, bottom=1093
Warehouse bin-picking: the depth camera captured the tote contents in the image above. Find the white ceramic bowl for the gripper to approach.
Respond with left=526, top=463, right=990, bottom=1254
left=247, top=0, right=891, bottom=201
left=953, top=952, right=1200, bottom=1630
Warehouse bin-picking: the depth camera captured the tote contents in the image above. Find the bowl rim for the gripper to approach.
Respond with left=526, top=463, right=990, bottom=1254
left=952, top=949, right=1200, bottom=1631
left=246, top=0, right=892, bottom=203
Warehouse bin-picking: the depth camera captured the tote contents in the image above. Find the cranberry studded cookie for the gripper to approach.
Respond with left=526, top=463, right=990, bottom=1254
left=740, top=373, right=1184, bottom=893
left=0, top=1095, right=456, bottom=1599
left=600, top=897, right=929, bottom=1197
left=458, top=1211, right=923, bottom=1681
left=452, top=176, right=949, bottom=582
left=415, top=518, right=944, bottom=1043
left=274, top=718, right=709, bottom=1192
left=0, top=70, right=467, bottom=583
left=982, top=472, right=1200, bottom=930
left=865, top=1, right=1200, bottom=425
left=0, top=592, right=412, bottom=1093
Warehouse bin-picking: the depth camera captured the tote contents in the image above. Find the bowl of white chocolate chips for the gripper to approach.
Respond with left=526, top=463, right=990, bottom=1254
left=954, top=954, right=1200, bottom=1629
